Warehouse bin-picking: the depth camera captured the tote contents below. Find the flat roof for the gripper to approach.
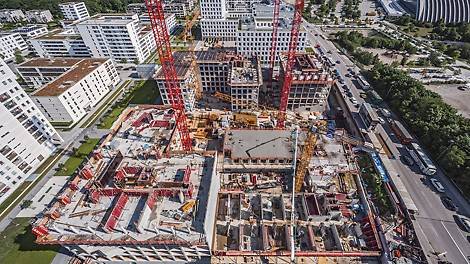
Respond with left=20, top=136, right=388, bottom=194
left=78, top=14, right=137, bottom=25
left=33, top=29, right=81, bottom=40
left=223, top=129, right=307, bottom=159
left=155, top=51, right=192, bottom=79
left=18, top=58, right=83, bottom=68
left=31, top=58, right=109, bottom=96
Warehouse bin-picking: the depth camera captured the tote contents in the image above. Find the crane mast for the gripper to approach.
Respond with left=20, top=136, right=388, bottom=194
left=146, top=0, right=192, bottom=151
left=276, top=0, right=305, bottom=128
left=268, top=0, right=281, bottom=91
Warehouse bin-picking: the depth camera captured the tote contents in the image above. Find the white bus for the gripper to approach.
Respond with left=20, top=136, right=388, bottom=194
left=357, top=76, right=371, bottom=90
left=326, top=57, right=336, bottom=67
left=407, top=143, right=437, bottom=176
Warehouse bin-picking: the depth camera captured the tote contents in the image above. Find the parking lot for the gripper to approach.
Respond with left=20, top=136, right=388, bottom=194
left=425, top=84, right=470, bottom=118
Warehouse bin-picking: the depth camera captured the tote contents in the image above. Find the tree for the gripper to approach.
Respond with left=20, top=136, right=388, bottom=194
left=120, top=58, right=127, bottom=64
left=133, top=58, right=139, bottom=65
left=14, top=48, right=24, bottom=64
left=83, top=135, right=90, bottom=143
left=57, top=163, right=67, bottom=172
left=21, top=200, right=33, bottom=209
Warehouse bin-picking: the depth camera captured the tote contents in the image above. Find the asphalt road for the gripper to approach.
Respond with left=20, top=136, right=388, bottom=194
left=305, top=24, right=470, bottom=264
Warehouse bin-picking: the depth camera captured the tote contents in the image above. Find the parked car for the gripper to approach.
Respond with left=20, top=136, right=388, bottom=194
left=380, top=108, right=391, bottom=117
left=336, top=60, right=341, bottom=64
left=346, top=92, right=353, bottom=97
left=441, top=196, right=458, bottom=211
left=458, top=86, right=467, bottom=91
left=342, top=84, right=349, bottom=91
left=402, top=155, right=414, bottom=166
left=350, top=97, right=357, bottom=104
left=430, top=178, right=445, bottom=193
left=455, top=214, right=470, bottom=232
left=377, top=117, right=385, bottom=124
left=345, top=73, right=351, bottom=77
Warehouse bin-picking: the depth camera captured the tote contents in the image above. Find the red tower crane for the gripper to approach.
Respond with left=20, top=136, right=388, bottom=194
left=268, top=0, right=281, bottom=91
left=276, top=0, right=305, bottom=128
left=146, top=0, right=192, bottom=151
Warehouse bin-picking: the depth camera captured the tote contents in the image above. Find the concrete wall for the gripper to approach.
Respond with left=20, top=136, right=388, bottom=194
left=204, top=152, right=220, bottom=251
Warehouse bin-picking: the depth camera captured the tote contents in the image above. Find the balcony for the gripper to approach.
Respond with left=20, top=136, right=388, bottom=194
left=0, top=93, right=11, bottom=103
left=10, top=107, right=22, bottom=117
left=4, top=100, right=17, bottom=110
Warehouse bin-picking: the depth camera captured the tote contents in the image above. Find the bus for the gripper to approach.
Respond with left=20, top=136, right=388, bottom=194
left=367, top=90, right=383, bottom=105
left=390, top=120, right=413, bottom=145
left=407, top=143, right=437, bottom=176
left=357, top=76, right=371, bottom=90
left=327, top=57, right=336, bottom=67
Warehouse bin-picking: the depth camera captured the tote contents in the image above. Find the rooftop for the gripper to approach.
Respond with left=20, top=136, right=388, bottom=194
left=228, top=56, right=262, bottom=86
left=280, top=53, right=336, bottom=85
left=155, top=51, right=193, bottom=79
left=223, top=129, right=306, bottom=159
left=78, top=13, right=138, bottom=25
left=33, top=29, right=81, bottom=40
left=31, top=58, right=109, bottom=96
left=18, top=58, right=83, bottom=68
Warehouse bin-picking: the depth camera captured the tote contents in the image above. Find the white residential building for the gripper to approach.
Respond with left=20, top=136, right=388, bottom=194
left=0, top=58, right=63, bottom=203
left=0, top=32, right=29, bottom=62
left=139, top=14, right=178, bottom=35
left=29, top=29, right=91, bottom=58
left=0, top=9, right=26, bottom=22
left=59, top=2, right=90, bottom=21
left=11, top=25, right=48, bottom=39
left=31, top=58, right=120, bottom=124
left=25, top=10, right=54, bottom=23
left=126, top=1, right=194, bottom=18
left=76, top=14, right=156, bottom=63
left=17, top=58, right=84, bottom=89
left=156, top=51, right=197, bottom=110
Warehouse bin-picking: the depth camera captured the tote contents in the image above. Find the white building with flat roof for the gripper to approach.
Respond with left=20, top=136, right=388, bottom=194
left=11, top=25, right=48, bottom=39
left=416, top=0, right=470, bottom=23
left=0, top=58, right=63, bottom=204
left=0, top=9, right=25, bottom=22
left=31, top=58, right=120, bottom=124
left=0, top=32, right=29, bottom=62
left=76, top=14, right=156, bottom=63
left=59, top=2, right=90, bottom=21
left=29, top=28, right=91, bottom=58
left=25, top=10, right=54, bottom=23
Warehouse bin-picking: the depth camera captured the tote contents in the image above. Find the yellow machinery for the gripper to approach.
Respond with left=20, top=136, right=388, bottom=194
left=182, top=10, right=202, bottom=100
left=294, top=127, right=318, bottom=192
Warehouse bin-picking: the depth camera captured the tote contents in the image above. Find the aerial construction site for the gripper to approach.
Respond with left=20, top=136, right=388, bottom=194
left=28, top=0, right=390, bottom=263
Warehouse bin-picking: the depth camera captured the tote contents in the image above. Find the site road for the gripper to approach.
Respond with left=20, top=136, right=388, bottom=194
left=303, top=23, right=470, bottom=264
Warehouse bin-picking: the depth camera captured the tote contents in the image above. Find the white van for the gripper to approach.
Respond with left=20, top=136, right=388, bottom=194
left=380, top=108, right=391, bottom=117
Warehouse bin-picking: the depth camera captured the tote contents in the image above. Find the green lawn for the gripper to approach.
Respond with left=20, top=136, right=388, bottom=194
left=0, top=182, right=30, bottom=219
left=0, top=218, right=59, bottom=264
left=54, top=138, right=100, bottom=176
left=305, top=47, right=314, bottom=53
left=98, top=80, right=160, bottom=129
left=33, top=151, right=62, bottom=174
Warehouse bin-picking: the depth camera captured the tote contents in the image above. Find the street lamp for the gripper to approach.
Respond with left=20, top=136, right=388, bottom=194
left=384, top=81, right=397, bottom=99
left=435, top=140, right=455, bottom=161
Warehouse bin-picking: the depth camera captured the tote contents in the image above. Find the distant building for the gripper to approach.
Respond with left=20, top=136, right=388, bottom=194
left=76, top=14, right=156, bottom=63
left=0, top=9, right=25, bottom=22
left=25, top=10, right=54, bottom=23
left=139, top=14, right=178, bottom=35
left=0, top=32, right=29, bottom=62
left=416, top=0, right=470, bottom=23
left=59, top=2, right=90, bottom=21
left=29, top=28, right=91, bottom=58
left=30, top=58, right=120, bottom=124
left=0, top=58, right=63, bottom=204
left=279, top=53, right=335, bottom=112
left=126, top=1, right=194, bottom=18
left=11, top=24, right=48, bottom=39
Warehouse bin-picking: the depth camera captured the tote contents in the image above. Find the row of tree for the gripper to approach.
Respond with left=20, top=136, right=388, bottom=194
left=0, top=0, right=143, bottom=18
left=364, top=64, right=470, bottom=196
left=341, top=0, right=361, bottom=20
left=335, top=31, right=418, bottom=55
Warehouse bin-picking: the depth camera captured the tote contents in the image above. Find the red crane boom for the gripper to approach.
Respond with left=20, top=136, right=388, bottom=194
left=276, top=0, right=305, bottom=128
left=146, top=0, right=192, bottom=151
left=268, top=0, right=281, bottom=91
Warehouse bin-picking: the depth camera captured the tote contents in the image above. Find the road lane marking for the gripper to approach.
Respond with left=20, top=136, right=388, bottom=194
left=441, top=221, right=469, bottom=263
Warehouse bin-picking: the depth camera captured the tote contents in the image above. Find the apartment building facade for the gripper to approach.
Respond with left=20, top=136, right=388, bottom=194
left=31, top=58, right=120, bottom=124
left=0, top=58, right=62, bottom=203
left=59, top=2, right=90, bottom=21
left=0, top=9, right=26, bottom=22
left=25, top=10, right=54, bottom=23
left=11, top=25, right=48, bottom=39
left=17, top=58, right=84, bottom=89
left=0, top=32, right=29, bottom=62
left=30, top=29, right=91, bottom=58
left=76, top=14, right=156, bottom=63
